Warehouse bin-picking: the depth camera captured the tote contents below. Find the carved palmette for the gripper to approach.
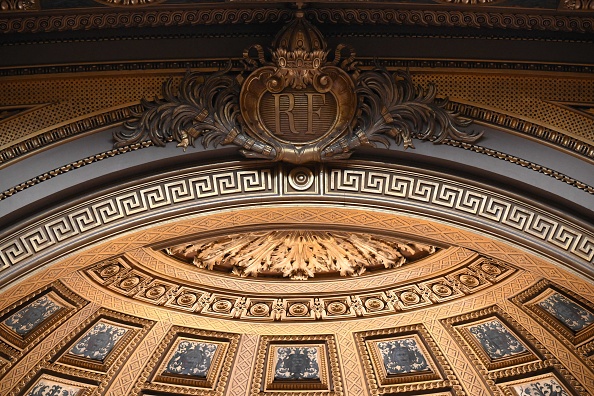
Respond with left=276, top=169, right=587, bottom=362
left=115, top=13, right=481, bottom=163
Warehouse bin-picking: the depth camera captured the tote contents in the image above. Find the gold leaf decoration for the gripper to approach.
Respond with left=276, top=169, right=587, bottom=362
left=165, top=231, right=437, bottom=280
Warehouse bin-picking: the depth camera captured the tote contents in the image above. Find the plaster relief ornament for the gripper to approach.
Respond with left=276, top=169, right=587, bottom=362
left=115, top=11, right=481, bottom=163
left=165, top=230, right=436, bottom=280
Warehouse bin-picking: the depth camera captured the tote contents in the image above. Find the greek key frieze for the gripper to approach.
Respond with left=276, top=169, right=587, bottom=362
left=0, top=168, right=274, bottom=271
left=1, top=164, right=592, bottom=279
left=327, top=167, right=594, bottom=264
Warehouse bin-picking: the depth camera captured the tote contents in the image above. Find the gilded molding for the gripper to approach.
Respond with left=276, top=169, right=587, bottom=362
left=354, top=323, right=463, bottom=395
left=134, top=246, right=477, bottom=296
left=2, top=58, right=594, bottom=79
left=0, top=104, right=143, bottom=167
left=134, top=325, right=240, bottom=396
left=251, top=334, right=342, bottom=396
left=1, top=163, right=592, bottom=280
left=0, top=140, right=157, bottom=201
left=441, top=305, right=589, bottom=396
left=446, top=101, right=594, bottom=160
left=80, top=256, right=517, bottom=321
left=439, top=140, right=594, bottom=194
left=1, top=129, right=592, bottom=206
left=1, top=8, right=593, bottom=34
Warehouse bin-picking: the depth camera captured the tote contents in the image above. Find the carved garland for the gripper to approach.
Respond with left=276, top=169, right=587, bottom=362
left=114, top=13, right=481, bottom=164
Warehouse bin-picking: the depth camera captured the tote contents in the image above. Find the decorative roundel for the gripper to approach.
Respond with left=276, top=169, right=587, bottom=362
left=459, top=274, right=480, bottom=288
left=288, top=302, right=309, bottom=317
left=212, top=300, right=233, bottom=313
left=364, top=298, right=385, bottom=312
left=250, top=303, right=270, bottom=317
left=400, top=291, right=421, bottom=304
left=99, top=264, right=121, bottom=278
left=145, top=286, right=166, bottom=300
left=481, top=262, right=502, bottom=276
left=432, top=283, right=453, bottom=297
left=119, top=276, right=140, bottom=290
left=327, top=301, right=347, bottom=315
left=288, top=167, right=315, bottom=191
left=176, top=293, right=197, bottom=307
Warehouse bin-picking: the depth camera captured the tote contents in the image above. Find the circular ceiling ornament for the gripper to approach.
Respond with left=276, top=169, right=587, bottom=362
left=165, top=230, right=437, bottom=280
left=288, top=167, right=315, bottom=191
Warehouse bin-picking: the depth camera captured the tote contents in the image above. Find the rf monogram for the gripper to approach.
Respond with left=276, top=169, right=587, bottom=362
left=273, top=93, right=327, bottom=135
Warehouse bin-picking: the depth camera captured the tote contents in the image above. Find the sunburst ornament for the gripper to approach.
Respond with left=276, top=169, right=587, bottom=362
left=165, top=231, right=437, bottom=280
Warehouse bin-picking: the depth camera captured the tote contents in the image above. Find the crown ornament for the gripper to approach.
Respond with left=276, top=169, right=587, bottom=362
left=116, top=11, right=481, bottom=164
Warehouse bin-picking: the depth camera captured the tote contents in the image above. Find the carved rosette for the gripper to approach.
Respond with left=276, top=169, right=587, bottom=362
left=165, top=230, right=437, bottom=280
left=115, top=12, right=481, bottom=163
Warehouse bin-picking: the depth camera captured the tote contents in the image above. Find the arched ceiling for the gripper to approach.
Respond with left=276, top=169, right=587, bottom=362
left=0, top=2, right=593, bottom=396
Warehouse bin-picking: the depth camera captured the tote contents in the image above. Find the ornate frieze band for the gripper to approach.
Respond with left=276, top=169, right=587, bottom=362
left=324, top=165, right=594, bottom=264
left=2, top=58, right=594, bottom=80
left=0, top=104, right=142, bottom=168
left=79, top=255, right=517, bottom=322
left=1, top=8, right=593, bottom=34
left=0, top=163, right=592, bottom=280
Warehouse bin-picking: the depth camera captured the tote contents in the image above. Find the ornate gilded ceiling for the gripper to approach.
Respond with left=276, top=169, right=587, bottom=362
left=0, top=1, right=593, bottom=396
left=164, top=230, right=437, bottom=279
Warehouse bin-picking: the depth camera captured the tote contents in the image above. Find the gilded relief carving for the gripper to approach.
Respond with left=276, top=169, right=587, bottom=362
left=560, top=0, right=594, bottom=10
left=252, top=334, right=341, bottom=396
left=116, top=13, right=480, bottom=163
left=21, top=373, right=93, bottom=396
left=165, top=230, right=436, bottom=280
left=49, top=308, right=153, bottom=378
left=355, top=324, right=461, bottom=395
left=136, top=326, right=239, bottom=395
left=511, top=279, right=594, bottom=357
left=0, top=0, right=38, bottom=12
left=441, top=305, right=589, bottom=395
left=0, top=281, right=87, bottom=351
left=501, top=373, right=573, bottom=396
left=81, top=256, right=516, bottom=321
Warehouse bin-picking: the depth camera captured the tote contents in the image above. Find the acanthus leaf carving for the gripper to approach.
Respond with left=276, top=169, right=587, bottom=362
left=165, top=230, right=437, bottom=280
left=115, top=13, right=481, bottom=163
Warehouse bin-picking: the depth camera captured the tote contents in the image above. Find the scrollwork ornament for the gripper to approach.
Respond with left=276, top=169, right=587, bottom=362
left=115, top=12, right=481, bottom=163
left=0, top=0, right=37, bottom=12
